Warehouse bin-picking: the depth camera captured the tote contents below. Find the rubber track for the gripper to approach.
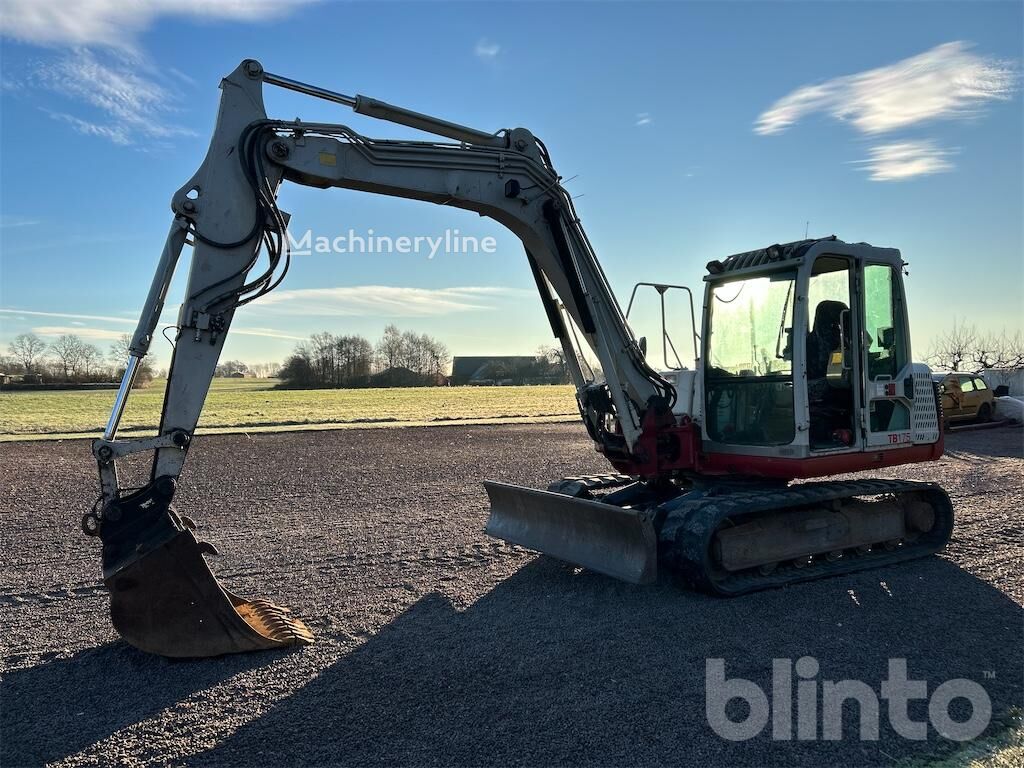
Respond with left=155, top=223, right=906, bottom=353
left=658, top=478, right=954, bottom=596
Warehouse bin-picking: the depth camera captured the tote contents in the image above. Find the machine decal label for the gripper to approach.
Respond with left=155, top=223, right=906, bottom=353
left=875, top=382, right=898, bottom=397
left=887, top=432, right=912, bottom=444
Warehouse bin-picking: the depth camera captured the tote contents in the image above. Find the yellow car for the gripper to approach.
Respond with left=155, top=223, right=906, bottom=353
left=931, top=372, right=995, bottom=427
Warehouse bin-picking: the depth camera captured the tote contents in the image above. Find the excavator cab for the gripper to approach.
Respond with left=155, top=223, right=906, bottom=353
left=701, top=237, right=936, bottom=467
left=490, top=238, right=950, bottom=596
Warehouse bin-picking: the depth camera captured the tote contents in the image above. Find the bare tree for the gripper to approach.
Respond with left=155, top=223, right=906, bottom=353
left=376, top=324, right=404, bottom=371
left=423, top=336, right=451, bottom=381
left=279, top=327, right=448, bottom=388
left=928, top=322, right=977, bottom=372
left=109, top=334, right=156, bottom=384
left=381, top=328, right=449, bottom=381
left=8, top=333, right=47, bottom=373
left=335, top=335, right=373, bottom=383
left=536, top=344, right=569, bottom=382
left=308, top=332, right=338, bottom=384
left=1001, top=330, right=1024, bottom=370
left=109, top=334, right=131, bottom=364
left=50, top=334, right=85, bottom=380
left=971, top=329, right=1024, bottom=372
left=80, top=344, right=104, bottom=378
left=399, top=330, right=424, bottom=373
left=929, top=323, right=1024, bottom=375
left=216, top=360, right=249, bottom=377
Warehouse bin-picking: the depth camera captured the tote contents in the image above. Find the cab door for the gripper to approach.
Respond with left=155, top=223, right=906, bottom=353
left=860, top=263, right=914, bottom=447
left=806, top=254, right=860, bottom=451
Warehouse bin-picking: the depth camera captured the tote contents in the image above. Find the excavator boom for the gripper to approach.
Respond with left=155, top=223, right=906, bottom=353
left=90, top=60, right=674, bottom=656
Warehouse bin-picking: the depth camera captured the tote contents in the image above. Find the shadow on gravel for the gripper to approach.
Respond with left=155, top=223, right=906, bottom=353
left=1, top=641, right=282, bottom=767
left=194, top=557, right=1023, bottom=767
left=945, top=427, right=1024, bottom=460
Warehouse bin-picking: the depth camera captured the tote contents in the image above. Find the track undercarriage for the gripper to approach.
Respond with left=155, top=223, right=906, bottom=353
left=485, top=475, right=954, bottom=594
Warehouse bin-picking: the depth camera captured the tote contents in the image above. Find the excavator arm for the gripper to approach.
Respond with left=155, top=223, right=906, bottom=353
left=88, top=60, right=676, bottom=656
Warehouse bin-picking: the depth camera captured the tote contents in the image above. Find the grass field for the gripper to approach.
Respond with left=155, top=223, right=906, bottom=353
left=0, top=379, right=578, bottom=439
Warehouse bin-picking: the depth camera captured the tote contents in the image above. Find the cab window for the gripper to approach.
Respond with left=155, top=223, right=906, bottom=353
left=863, top=265, right=908, bottom=380
left=974, top=378, right=988, bottom=391
left=806, top=256, right=856, bottom=449
left=705, top=271, right=795, bottom=445
left=960, top=376, right=976, bottom=393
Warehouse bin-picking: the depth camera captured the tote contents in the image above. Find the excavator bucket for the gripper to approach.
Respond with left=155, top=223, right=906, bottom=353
left=484, top=481, right=658, bottom=584
left=99, top=488, right=312, bottom=657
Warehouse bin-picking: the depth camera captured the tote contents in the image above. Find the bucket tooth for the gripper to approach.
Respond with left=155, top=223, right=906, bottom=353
left=484, top=480, right=657, bottom=584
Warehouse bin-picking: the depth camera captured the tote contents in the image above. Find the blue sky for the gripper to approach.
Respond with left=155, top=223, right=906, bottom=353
left=1, top=0, right=1021, bottom=367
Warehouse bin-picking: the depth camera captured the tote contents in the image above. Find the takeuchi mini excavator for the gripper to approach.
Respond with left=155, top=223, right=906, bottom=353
left=88, top=60, right=953, bottom=657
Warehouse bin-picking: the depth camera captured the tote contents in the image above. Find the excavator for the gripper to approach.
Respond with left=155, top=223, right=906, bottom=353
left=87, top=60, right=953, bottom=657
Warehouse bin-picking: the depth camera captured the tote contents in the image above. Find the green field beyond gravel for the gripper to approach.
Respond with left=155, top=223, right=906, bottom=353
left=0, top=379, right=578, bottom=439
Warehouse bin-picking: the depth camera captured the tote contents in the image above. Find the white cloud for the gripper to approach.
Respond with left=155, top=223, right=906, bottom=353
left=255, top=286, right=523, bottom=317
left=0, top=307, right=301, bottom=341
left=0, top=308, right=134, bottom=324
left=0, top=0, right=313, bottom=49
left=852, top=140, right=957, bottom=181
left=0, top=214, right=40, bottom=228
left=32, top=325, right=125, bottom=340
left=41, top=107, right=132, bottom=145
left=31, top=50, right=196, bottom=145
left=474, top=39, right=501, bottom=60
left=167, top=67, right=196, bottom=86
left=0, top=1, right=313, bottom=146
left=635, top=112, right=652, bottom=127
left=232, top=327, right=307, bottom=341
left=755, top=41, right=1018, bottom=136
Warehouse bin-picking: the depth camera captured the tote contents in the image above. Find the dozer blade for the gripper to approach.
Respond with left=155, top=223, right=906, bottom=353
left=99, top=486, right=312, bottom=657
left=484, top=481, right=657, bottom=584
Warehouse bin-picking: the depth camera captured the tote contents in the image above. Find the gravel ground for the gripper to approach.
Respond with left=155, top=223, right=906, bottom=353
left=1, top=423, right=1021, bottom=767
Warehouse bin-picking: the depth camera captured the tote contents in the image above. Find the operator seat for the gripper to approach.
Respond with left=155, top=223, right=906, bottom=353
left=807, top=300, right=852, bottom=446
left=807, top=300, right=847, bottom=381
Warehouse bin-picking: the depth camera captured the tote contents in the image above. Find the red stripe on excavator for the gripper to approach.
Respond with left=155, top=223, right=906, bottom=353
left=696, top=441, right=944, bottom=480
left=604, top=421, right=944, bottom=482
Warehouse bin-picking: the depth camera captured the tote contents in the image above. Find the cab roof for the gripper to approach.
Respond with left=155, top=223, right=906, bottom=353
left=705, top=236, right=904, bottom=279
